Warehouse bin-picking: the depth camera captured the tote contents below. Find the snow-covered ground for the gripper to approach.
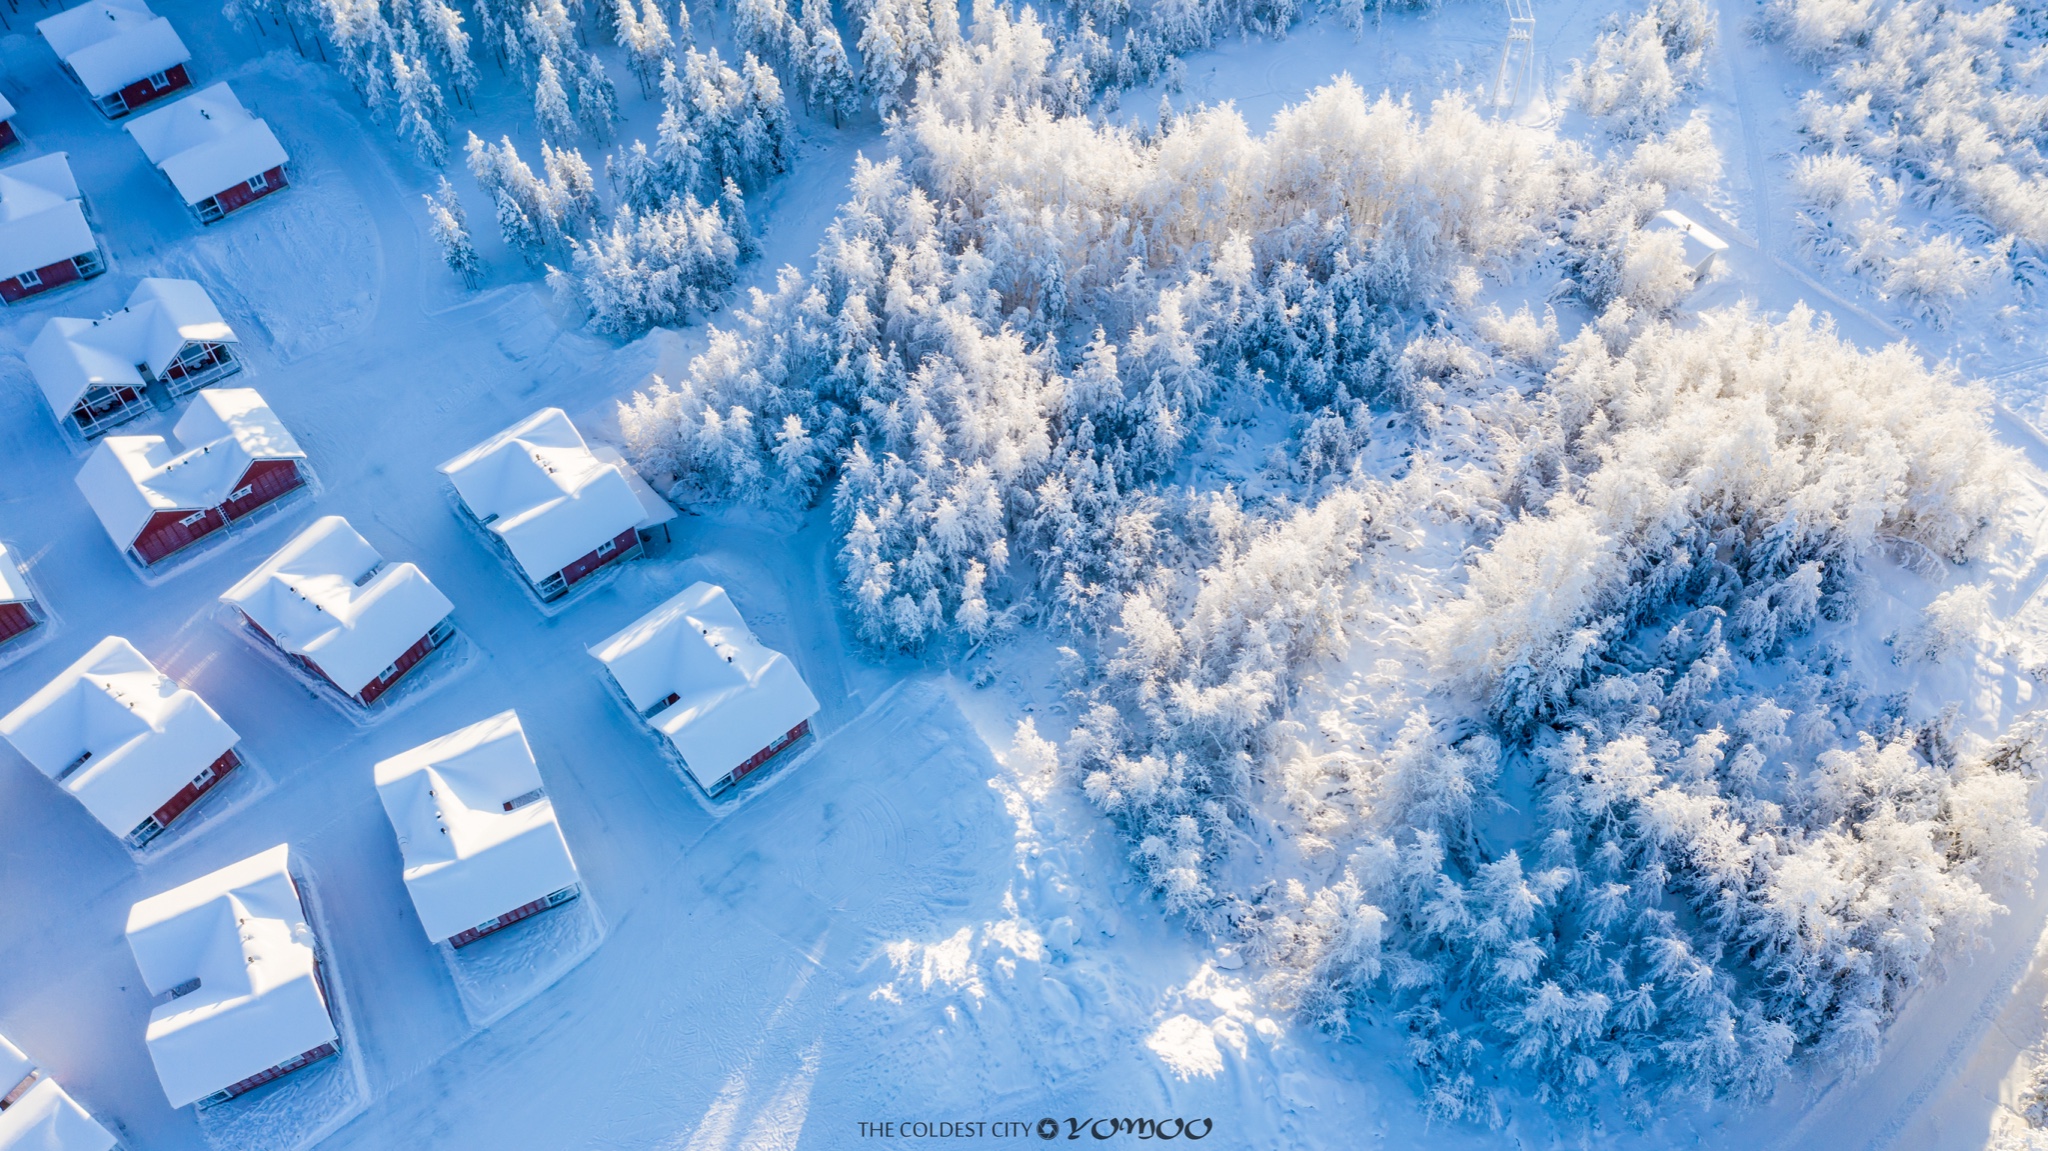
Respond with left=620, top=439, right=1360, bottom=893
left=5, top=0, right=2048, bottom=1147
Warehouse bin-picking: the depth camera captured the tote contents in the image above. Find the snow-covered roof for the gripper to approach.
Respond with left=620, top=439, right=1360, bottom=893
left=124, top=844, right=336, bottom=1109
left=588, top=583, right=820, bottom=789
left=0, top=154, right=94, bottom=281
left=125, top=83, right=286, bottom=205
left=28, top=277, right=238, bottom=415
left=373, top=711, right=581, bottom=944
left=37, top=0, right=190, bottom=99
left=222, top=516, right=453, bottom=697
left=590, top=445, right=679, bottom=532
left=437, top=409, right=645, bottom=584
left=0, top=1033, right=28, bottom=1094
left=75, top=387, right=304, bottom=549
left=0, top=95, right=16, bottom=122
left=0, top=542, right=31, bottom=606
left=0, top=1078, right=117, bottom=1151
left=0, top=636, right=238, bottom=838
left=1650, top=209, right=1728, bottom=270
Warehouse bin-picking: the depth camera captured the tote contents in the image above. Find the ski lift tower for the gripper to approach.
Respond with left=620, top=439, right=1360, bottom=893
left=1493, top=0, right=1535, bottom=113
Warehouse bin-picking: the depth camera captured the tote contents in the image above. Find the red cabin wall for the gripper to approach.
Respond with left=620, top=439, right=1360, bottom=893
left=150, top=747, right=240, bottom=830
left=0, top=120, right=17, bottom=151
left=0, top=602, right=36, bottom=646
left=355, top=626, right=445, bottom=704
left=212, top=166, right=288, bottom=217
left=221, top=458, right=304, bottom=522
left=555, top=528, right=640, bottom=592
left=211, top=1041, right=338, bottom=1104
left=130, top=460, right=302, bottom=564
left=132, top=507, right=224, bottom=565
left=448, top=887, right=577, bottom=948
left=0, top=254, right=87, bottom=304
left=113, top=63, right=190, bottom=116
left=729, top=719, right=812, bottom=785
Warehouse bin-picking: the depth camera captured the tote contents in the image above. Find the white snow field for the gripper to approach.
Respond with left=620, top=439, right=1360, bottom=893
left=3, top=0, right=2048, bottom=1146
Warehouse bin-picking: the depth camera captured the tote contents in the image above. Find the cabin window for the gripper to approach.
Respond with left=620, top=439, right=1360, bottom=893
left=179, top=510, right=209, bottom=527
left=16, top=268, right=39, bottom=289
left=378, top=662, right=399, bottom=682
left=228, top=485, right=254, bottom=501
left=248, top=171, right=269, bottom=192
left=595, top=538, right=617, bottom=557
left=148, top=71, right=170, bottom=88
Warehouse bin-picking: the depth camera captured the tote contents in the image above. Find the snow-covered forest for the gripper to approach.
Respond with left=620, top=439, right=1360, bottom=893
left=6, top=0, right=2048, bottom=1141
left=603, top=0, right=2048, bottom=1125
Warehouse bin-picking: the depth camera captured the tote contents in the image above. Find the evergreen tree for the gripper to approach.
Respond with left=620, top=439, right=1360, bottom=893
left=425, top=177, right=484, bottom=285
left=608, top=139, right=662, bottom=211
left=799, top=0, right=858, bottom=125
left=420, top=0, right=480, bottom=105
left=739, top=53, right=790, bottom=181
left=535, top=54, right=578, bottom=139
left=545, top=141, right=603, bottom=231
left=734, top=0, right=793, bottom=63
left=391, top=50, right=450, bottom=165
left=721, top=176, right=759, bottom=260
left=855, top=0, right=909, bottom=114
left=575, top=53, right=621, bottom=139
left=495, top=185, right=545, bottom=262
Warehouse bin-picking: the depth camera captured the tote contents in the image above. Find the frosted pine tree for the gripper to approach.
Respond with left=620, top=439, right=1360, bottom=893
left=495, top=186, right=545, bottom=262
left=474, top=0, right=504, bottom=64
left=545, top=141, right=603, bottom=231
left=739, top=53, right=790, bottom=182
left=391, top=50, right=450, bottom=165
left=799, top=0, right=857, bottom=125
left=535, top=55, right=578, bottom=138
left=608, top=140, right=661, bottom=209
left=418, top=0, right=479, bottom=106
left=721, top=177, right=758, bottom=260
left=425, top=177, right=484, bottom=285
left=855, top=0, right=909, bottom=114
left=617, top=0, right=674, bottom=94
left=652, top=99, right=704, bottom=199
left=735, top=0, right=792, bottom=63
left=503, top=22, right=530, bottom=80
left=575, top=53, right=621, bottom=139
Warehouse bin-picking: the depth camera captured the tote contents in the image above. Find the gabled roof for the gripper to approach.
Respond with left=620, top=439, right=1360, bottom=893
left=125, top=83, right=286, bottom=205
left=28, top=277, right=238, bottom=416
left=0, top=1079, right=117, bottom=1151
left=37, top=0, right=190, bottom=98
left=1650, top=209, right=1729, bottom=264
left=0, top=1033, right=29, bottom=1093
left=0, top=636, right=238, bottom=837
left=588, top=583, right=820, bottom=788
left=222, top=516, right=453, bottom=697
left=590, top=444, right=679, bottom=532
left=0, top=542, right=31, bottom=606
left=124, top=845, right=335, bottom=1109
left=438, top=409, right=644, bottom=584
left=74, top=386, right=305, bottom=550
left=0, top=154, right=94, bottom=281
left=373, top=711, right=580, bottom=943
